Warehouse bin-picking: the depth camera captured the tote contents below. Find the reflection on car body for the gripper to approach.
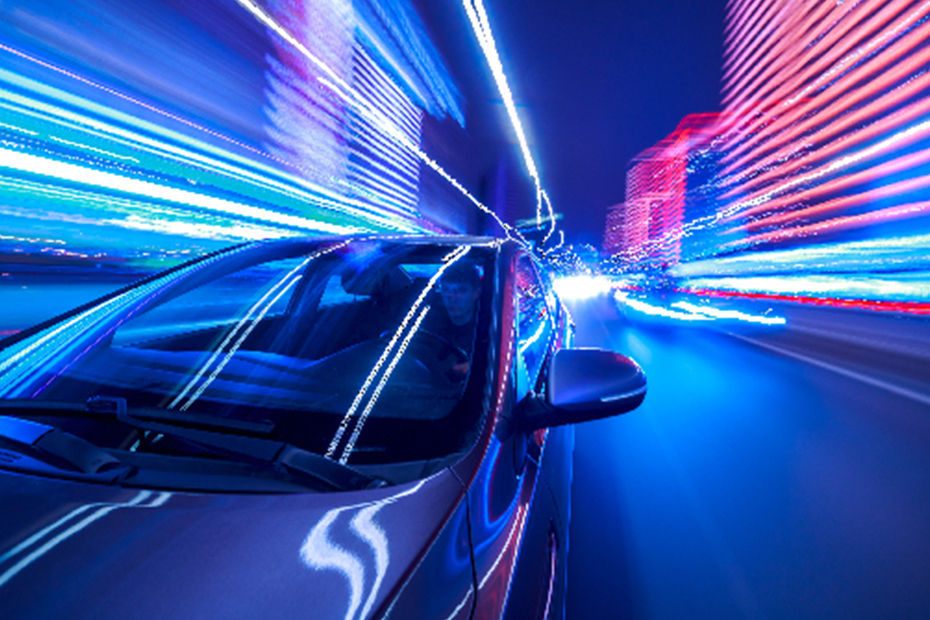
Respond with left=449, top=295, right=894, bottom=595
left=0, top=235, right=645, bottom=619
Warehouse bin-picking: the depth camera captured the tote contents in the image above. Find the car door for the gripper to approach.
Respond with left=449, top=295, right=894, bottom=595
left=455, top=251, right=569, bottom=619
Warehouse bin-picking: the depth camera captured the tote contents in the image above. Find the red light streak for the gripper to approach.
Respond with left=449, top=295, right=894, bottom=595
left=726, top=200, right=930, bottom=247
left=683, top=288, right=930, bottom=316
left=721, top=0, right=921, bottom=164
left=721, top=14, right=930, bottom=187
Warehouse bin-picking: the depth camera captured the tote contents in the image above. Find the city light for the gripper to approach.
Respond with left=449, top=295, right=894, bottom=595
left=606, top=0, right=930, bottom=312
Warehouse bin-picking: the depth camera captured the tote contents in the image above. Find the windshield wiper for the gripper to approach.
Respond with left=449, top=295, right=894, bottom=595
left=84, top=396, right=377, bottom=491
left=117, top=417, right=381, bottom=492
left=0, top=416, right=131, bottom=481
left=86, top=396, right=275, bottom=436
left=0, top=398, right=377, bottom=491
left=0, top=398, right=275, bottom=436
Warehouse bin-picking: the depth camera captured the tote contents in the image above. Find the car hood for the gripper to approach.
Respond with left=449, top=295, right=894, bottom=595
left=0, top=468, right=465, bottom=619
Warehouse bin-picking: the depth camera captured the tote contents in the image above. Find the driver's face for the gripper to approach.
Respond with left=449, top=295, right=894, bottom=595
left=440, top=281, right=479, bottom=323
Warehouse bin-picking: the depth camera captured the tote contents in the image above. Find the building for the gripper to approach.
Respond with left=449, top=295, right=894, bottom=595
left=605, top=114, right=722, bottom=270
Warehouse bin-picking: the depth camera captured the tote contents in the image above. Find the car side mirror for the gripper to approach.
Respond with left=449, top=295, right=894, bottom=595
left=513, top=348, right=646, bottom=432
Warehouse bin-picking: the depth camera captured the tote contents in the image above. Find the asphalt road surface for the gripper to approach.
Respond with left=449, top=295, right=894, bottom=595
left=564, top=294, right=930, bottom=619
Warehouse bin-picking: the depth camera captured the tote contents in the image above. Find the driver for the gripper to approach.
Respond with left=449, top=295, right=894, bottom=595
left=424, top=261, right=482, bottom=381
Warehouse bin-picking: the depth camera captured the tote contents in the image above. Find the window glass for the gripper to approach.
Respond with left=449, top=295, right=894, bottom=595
left=112, top=257, right=304, bottom=348
left=4, top=241, right=493, bottom=467
left=515, top=256, right=553, bottom=394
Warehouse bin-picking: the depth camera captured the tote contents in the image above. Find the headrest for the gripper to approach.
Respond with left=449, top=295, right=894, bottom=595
left=341, top=264, right=413, bottom=297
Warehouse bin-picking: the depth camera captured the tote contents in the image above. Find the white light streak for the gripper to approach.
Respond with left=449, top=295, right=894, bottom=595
left=614, top=291, right=714, bottom=322
left=300, top=510, right=367, bottom=620
left=177, top=275, right=302, bottom=411
left=0, top=491, right=171, bottom=588
left=299, top=480, right=426, bottom=620
left=0, top=147, right=357, bottom=235
left=339, top=304, right=430, bottom=463
left=170, top=243, right=348, bottom=410
left=671, top=301, right=786, bottom=325
left=234, top=0, right=523, bottom=240
left=327, top=245, right=470, bottom=460
left=551, top=275, right=615, bottom=300
left=462, top=0, right=557, bottom=240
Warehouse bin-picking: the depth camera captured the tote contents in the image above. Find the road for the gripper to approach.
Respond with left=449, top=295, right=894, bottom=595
left=564, top=294, right=930, bottom=619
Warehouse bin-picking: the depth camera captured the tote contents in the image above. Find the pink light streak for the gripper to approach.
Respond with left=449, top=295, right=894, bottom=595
left=722, top=132, right=930, bottom=227
left=721, top=0, right=923, bottom=164
left=720, top=12, right=930, bottom=187
left=684, top=288, right=930, bottom=316
left=720, top=58, right=930, bottom=200
left=726, top=200, right=930, bottom=248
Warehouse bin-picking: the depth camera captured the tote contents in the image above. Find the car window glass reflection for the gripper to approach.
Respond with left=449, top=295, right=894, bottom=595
left=26, top=241, right=492, bottom=465
left=515, top=256, right=553, bottom=393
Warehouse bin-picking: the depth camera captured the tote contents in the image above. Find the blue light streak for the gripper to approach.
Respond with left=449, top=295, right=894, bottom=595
left=235, top=0, right=522, bottom=241
left=461, top=0, right=558, bottom=241
left=614, top=290, right=786, bottom=326
left=671, top=301, right=786, bottom=325
left=327, top=244, right=474, bottom=462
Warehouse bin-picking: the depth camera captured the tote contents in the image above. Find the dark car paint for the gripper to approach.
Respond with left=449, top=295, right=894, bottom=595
left=0, top=467, right=464, bottom=619
left=0, top=236, right=576, bottom=619
left=383, top=243, right=575, bottom=619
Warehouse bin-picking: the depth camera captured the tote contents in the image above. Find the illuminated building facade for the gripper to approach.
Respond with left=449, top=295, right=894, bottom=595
left=714, top=0, right=930, bottom=255
left=607, top=114, right=719, bottom=269
left=611, top=0, right=930, bottom=308
left=602, top=202, right=625, bottom=257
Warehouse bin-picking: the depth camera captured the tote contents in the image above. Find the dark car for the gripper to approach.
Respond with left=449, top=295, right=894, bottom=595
left=0, top=235, right=645, bottom=619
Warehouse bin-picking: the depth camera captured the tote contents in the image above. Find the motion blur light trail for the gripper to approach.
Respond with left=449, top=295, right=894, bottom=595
left=682, top=288, right=930, bottom=316
left=0, top=0, right=526, bottom=270
left=613, top=290, right=786, bottom=326
left=237, top=0, right=526, bottom=243
left=607, top=0, right=930, bottom=313
left=0, top=46, right=385, bottom=262
left=669, top=300, right=785, bottom=325
left=462, top=0, right=558, bottom=243
left=550, top=275, right=615, bottom=300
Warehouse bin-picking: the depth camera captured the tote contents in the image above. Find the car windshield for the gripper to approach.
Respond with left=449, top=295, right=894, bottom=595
left=0, top=238, right=495, bottom=465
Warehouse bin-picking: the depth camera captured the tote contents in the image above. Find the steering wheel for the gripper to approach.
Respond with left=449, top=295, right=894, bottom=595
left=412, top=329, right=469, bottom=363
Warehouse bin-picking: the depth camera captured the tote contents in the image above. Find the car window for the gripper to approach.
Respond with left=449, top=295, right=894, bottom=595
left=111, top=257, right=303, bottom=348
left=1, top=240, right=493, bottom=467
left=515, top=255, right=554, bottom=396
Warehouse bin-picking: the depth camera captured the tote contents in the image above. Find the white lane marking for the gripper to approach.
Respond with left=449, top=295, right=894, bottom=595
left=732, top=335, right=930, bottom=407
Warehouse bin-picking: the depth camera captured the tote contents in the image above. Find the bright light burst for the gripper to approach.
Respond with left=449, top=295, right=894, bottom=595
left=551, top=275, right=616, bottom=300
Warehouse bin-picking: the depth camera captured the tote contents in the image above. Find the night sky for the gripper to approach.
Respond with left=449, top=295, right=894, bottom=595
left=420, top=0, right=727, bottom=245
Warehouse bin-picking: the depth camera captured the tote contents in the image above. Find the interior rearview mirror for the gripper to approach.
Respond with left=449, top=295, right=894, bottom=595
left=514, top=348, right=646, bottom=432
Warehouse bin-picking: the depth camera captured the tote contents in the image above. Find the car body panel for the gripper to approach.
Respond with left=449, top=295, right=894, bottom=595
left=0, top=466, right=464, bottom=619
left=0, top=236, right=589, bottom=619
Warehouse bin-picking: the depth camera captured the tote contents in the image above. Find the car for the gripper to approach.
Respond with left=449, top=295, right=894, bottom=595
left=0, top=235, right=646, bottom=619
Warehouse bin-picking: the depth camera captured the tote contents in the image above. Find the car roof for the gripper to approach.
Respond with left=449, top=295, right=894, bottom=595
left=298, top=233, right=507, bottom=246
